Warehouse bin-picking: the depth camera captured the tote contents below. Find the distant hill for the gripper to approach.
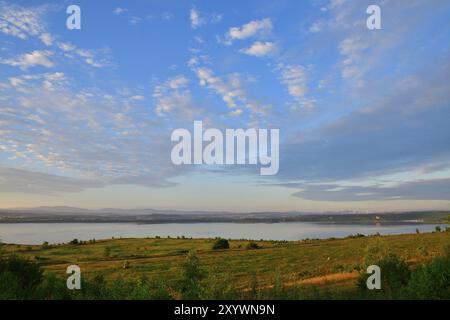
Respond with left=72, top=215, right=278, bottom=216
left=0, top=207, right=448, bottom=224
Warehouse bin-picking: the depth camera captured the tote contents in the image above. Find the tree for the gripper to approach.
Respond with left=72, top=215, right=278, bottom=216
left=435, top=226, right=441, bottom=232
left=212, top=238, right=230, bottom=250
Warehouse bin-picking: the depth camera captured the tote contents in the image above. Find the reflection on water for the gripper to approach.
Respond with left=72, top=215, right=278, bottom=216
left=0, top=222, right=447, bottom=245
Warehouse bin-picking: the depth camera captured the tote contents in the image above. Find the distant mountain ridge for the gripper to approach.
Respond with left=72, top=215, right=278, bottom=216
left=0, top=207, right=448, bottom=224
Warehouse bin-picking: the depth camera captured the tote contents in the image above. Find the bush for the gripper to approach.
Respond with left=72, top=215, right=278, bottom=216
left=246, top=242, right=260, bottom=250
left=407, top=257, right=450, bottom=299
left=0, top=255, right=44, bottom=299
left=348, top=233, right=365, bottom=239
left=179, top=251, right=205, bottom=299
left=212, top=238, right=230, bottom=250
left=358, top=254, right=411, bottom=295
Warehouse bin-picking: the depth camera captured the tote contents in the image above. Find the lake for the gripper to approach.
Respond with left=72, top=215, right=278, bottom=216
left=0, top=222, right=447, bottom=245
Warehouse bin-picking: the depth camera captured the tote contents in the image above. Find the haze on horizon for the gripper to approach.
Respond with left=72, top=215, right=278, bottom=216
left=1, top=0, right=450, bottom=212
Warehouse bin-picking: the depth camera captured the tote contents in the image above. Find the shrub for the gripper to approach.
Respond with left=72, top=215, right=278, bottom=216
left=349, top=233, right=365, bottom=239
left=358, top=254, right=411, bottom=295
left=36, top=273, right=72, bottom=300
left=212, top=238, right=229, bottom=250
left=0, top=255, right=44, bottom=299
left=179, top=251, right=205, bottom=299
left=407, top=257, right=450, bottom=299
left=246, top=242, right=260, bottom=250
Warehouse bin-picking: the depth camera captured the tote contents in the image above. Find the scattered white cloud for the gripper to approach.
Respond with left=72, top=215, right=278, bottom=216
left=7, top=72, right=66, bottom=93
left=153, top=75, right=201, bottom=119
left=338, top=35, right=370, bottom=84
left=309, top=20, right=326, bottom=33
left=39, top=33, right=53, bottom=46
left=113, top=7, right=126, bottom=15
left=167, top=75, right=189, bottom=89
left=190, top=8, right=223, bottom=29
left=240, top=41, right=276, bottom=57
left=130, top=16, right=143, bottom=25
left=187, top=57, right=198, bottom=67
left=57, top=42, right=76, bottom=52
left=277, top=64, right=315, bottom=109
left=0, top=2, right=58, bottom=47
left=57, top=42, right=111, bottom=68
left=279, top=64, right=307, bottom=98
left=0, top=2, right=47, bottom=40
left=42, top=72, right=66, bottom=91
left=195, top=67, right=246, bottom=110
left=0, top=73, right=183, bottom=190
left=230, top=109, right=243, bottom=117
left=130, top=95, right=145, bottom=101
left=222, top=18, right=272, bottom=45
left=190, top=9, right=204, bottom=29
left=1, top=50, right=54, bottom=70
left=192, top=66, right=269, bottom=117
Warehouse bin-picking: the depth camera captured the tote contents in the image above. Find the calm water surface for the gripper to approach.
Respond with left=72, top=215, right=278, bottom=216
left=0, top=222, right=447, bottom=245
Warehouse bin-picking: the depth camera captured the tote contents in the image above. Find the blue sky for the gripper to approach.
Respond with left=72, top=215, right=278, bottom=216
left=1, top=0, right=450, bottom=212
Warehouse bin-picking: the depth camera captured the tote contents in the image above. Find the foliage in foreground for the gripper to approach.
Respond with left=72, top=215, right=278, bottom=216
left=0, top=247, right=449, bottom=300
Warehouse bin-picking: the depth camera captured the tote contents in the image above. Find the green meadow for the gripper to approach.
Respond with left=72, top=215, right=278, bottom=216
left=1, top=230, right=449, bottom=299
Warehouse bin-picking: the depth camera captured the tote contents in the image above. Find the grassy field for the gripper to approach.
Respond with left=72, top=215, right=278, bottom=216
left=2, top=231, right=449, bottom=295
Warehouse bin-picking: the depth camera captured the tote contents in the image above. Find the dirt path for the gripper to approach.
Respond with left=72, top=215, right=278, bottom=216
left=243, top=271, right=359, bottom=292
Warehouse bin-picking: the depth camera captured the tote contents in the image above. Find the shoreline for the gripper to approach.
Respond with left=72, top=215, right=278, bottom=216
left=0, top=223, right=447, bottom=246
